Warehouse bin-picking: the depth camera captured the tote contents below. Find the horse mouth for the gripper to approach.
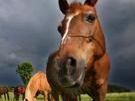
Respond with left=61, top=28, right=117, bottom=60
left=61, top=71, right=85, bottom=89
left=64, top=82, right=80, bottom=88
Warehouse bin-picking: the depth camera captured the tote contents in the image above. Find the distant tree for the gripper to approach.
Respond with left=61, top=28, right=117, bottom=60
left=16, top=62, right=35, bottom=86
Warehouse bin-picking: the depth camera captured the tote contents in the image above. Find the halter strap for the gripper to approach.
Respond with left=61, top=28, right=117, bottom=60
left=68, top=34, right=105, bottom=55
left=59, top=20, right=105, bottom=55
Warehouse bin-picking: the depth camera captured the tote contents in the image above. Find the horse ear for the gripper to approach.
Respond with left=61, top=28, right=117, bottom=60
left=84, top=0, right=98, bottom=6
left=59, top=0, right=69, bottom=14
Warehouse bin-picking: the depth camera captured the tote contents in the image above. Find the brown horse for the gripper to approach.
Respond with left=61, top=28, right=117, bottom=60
left=0, top=87, right=9, bottom=100
left=46, top=0, right=110, bottom=101
left=14, top=86, right=25, bottom=101
left=24, top=71, right=52, bottom=101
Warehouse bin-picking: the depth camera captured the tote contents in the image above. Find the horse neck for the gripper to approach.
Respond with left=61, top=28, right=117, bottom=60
left=95, top=18, right=106, bottom=50
left=25, top=81, right=38, bottom=101
left=25, top=88, right=35, bottom=101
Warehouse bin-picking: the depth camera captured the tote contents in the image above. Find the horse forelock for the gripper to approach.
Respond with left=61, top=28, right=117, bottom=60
left=60, top=2, right=96, bottom=45
left=61, top=11, right=80, bottom=44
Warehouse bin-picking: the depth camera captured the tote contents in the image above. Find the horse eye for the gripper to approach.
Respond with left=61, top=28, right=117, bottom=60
left=86, top=38, right=93, bottom=43
left=85, top=14, right=96, bottom=23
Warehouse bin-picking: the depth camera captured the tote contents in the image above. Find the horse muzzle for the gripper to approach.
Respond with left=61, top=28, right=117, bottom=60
left=56, top=57, right=86, bottom=89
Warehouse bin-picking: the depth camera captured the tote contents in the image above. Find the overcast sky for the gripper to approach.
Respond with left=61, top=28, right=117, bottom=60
left=0, top=0, right=135, bottom=90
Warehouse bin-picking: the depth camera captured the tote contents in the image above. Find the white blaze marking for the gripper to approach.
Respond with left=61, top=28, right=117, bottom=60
left=61, top=12, right=79, bottom=44
left=61, top=16, right=73, bottom=44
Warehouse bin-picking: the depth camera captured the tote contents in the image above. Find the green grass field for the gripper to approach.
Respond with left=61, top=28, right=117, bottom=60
left=0, top=92, right=135, bottom=101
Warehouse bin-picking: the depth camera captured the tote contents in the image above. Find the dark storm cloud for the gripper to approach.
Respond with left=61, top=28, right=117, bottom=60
left=0, top=0, right=61, bottom=85
left=0, top=0, right=135, bottom=90
left=0, top=0, right=60, bottom=68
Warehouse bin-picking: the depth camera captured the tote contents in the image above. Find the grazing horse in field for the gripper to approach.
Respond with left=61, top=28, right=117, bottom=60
left=0, top=87, right=9, bottom=100
left=46, top=0, right=110, bottom=101
left=24, top=71, right=81, bottom=101
left=14, top=86, right=25, bottom=101
left=24, top=71, right=52, bottom=101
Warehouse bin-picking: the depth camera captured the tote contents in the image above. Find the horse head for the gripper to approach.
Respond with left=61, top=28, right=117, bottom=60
left=47, top=0, right=107, bottom=95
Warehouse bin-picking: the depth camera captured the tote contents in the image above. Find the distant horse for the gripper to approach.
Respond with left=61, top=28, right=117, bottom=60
left=24, top=71, right=81, bottom=101
left=14, top=86, right=25, bottom=101
left=0, top=87, right=9, bottom=100
left=24, top=71, right=52, bottom=101
left=47, top=0, right=110, bottom=101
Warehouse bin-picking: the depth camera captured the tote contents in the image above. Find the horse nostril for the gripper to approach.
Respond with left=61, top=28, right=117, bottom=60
left=67, top=57, right=76, bottom=67
left=60, top=57, right=77, bottom=76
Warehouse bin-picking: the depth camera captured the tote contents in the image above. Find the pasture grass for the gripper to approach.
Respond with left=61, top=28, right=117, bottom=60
left=105, top=92, right=135, bottom=101
left=0, top=92, right=135, bottom=101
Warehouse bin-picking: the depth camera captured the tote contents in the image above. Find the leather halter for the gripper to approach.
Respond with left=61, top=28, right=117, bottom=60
left=68, top=33, right=105, bottom=57
left=60, top=21, right=105, bottom=55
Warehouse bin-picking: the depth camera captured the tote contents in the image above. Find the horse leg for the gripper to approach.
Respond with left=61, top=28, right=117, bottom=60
left=90, top=82, right=108, bottom=101
left=48, top=93, right=52, bottom=101
left=16, top=94, right=19, bottom=101
left=16, top=95, right=18, bottom=101
left=69, top=95, right=78, bottom=101
left=22, top=94, right=25, bottom=100
left=7, top=92, right=9, bottom=101
left=0, top=94, right=2, bottom=100
left=44, top=91, right=48, bottom=101
left=48, top=92, right=58, bottom=101
left=61, top=93, right=67, bottom=101
left=51, top=92, right=59, bottom=101
left=61, top=93, right=73, bottom=101
left=78, top=95, right=81, bottom=101
left=61, top=93, right=78, bottom=101
left=4, top=93, right=6, bottom=101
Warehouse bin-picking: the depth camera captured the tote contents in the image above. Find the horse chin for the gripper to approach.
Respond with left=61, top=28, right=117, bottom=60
left=55, top=59, right=86, bottom=92
left=59, top=71, right=85, bottom=92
